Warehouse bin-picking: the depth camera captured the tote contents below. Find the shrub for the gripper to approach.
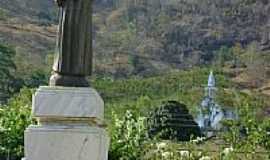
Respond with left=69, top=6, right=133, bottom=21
left=0, top=88, right=34, bottom=159
left=141, top=141, right=210, bottom=160
left=109, top=110, right=148, bottom=160
left=0, top=43, right=16, bottom=101
left=147, top=101, right=202, bottom=141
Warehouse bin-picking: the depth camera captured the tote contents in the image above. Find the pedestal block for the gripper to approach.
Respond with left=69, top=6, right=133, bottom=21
left=23, top=86, right=109, bottom=160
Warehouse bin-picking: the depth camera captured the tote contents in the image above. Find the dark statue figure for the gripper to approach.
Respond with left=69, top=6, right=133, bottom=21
left=50, top=0, right=92, bottom=87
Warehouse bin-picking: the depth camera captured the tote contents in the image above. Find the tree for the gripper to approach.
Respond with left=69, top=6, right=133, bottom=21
left=24, top=69, right=48, bottom=88
left=214, top=46, right=233, bottom=67
left=0, top=44, right=16, bottom=102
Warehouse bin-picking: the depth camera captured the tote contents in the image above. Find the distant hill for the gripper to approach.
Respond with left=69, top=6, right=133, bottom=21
left=0, top=0, right=269, bottom=81
left=0, top=0, right=57, bottom=23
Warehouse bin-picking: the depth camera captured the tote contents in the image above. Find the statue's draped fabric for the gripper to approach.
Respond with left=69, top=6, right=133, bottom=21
left=53, top=0, right=92, bottom=76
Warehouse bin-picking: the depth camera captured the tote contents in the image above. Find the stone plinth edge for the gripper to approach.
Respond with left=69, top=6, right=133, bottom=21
left=23, top=86, right=109, bottom=160
left=32, top=86, right=104, bottom=121
left=24, top=126, right=109, bottom=160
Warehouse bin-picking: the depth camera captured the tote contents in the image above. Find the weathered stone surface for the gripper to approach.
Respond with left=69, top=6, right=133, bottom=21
left=23, top=86, right=109, bottom=160
left=24, top=126, right=109, bottom=160
left=33, top=86, right=104, bottom=120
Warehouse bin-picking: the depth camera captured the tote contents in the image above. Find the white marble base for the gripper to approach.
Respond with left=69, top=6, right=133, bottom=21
left=23, top=86, right=109, bottom=160
left=33, top=86, right=104, bottom=121
left=24, top=126, right=109, bottom=160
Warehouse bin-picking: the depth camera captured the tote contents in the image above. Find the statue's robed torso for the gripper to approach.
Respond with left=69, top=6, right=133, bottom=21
left=50, top=0, right=92, bottom=87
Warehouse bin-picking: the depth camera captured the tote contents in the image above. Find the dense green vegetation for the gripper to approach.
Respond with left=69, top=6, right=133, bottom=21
left=0, top=88, right=33, bottom=159
left=0, top=44, right=16, bottom=101
left=0, top=0, right=270, bottom=159
left=0, top=44, right=50, bottom=103
left=93, top=67, right=232, bottom=117
left=0, top=41, right=269, bottom=160
left=0, top=66, right=269, bottom=159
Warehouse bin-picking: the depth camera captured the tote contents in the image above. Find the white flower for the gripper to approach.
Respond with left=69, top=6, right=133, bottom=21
left=197, top=151, right=202, bottom=157
left=162, top=151, right=173, bottom=158
left=179, top=150, right=190, bottom=158
left=190, top=139, right=199, bottom=143
left=190, top=137, right=206, bottom=143
left=0, top=127, right=5, bottom=131
left=199, top=156, right=211, bottom=160
left=156, top=142, right=167, bottom=150
left=222, top=146, right=234, bottom=155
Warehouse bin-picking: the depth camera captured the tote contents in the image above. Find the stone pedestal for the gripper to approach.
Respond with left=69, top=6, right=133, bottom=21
left=23, top=86, right=109, bottom=160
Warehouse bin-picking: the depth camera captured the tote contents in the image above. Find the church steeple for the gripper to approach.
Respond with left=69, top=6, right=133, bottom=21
left=205, top=71, right=217, bottom=99
left=196, top=70, right=237, bottom=136
left=208, top=71, right=215, bottom=87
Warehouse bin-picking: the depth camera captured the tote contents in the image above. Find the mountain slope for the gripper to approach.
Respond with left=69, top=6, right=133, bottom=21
left=0, top=0, right=57, bottom=23
left=0, top=0, right=269, bottom=79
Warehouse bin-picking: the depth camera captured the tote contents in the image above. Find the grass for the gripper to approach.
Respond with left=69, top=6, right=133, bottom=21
left=91, top=67, right=235, bottom=119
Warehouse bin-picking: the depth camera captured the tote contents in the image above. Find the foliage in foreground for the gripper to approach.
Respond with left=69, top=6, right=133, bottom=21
left=109, top=108, right=270, bottom=160
left=109, top=110, right=147, bottom=160
left=0, top=88, right=33, bottom=159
